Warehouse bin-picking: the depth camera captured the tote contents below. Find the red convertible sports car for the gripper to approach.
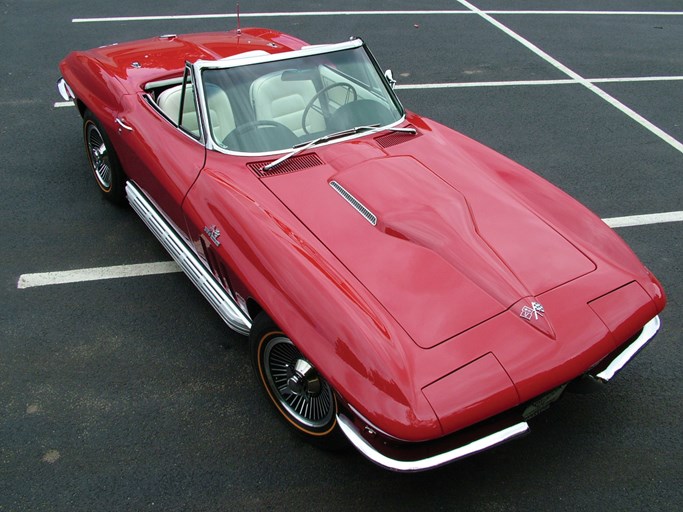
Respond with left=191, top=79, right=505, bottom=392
left=58, top=28, right=665, bottom=471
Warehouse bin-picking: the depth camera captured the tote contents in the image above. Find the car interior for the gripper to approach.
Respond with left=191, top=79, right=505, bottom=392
left=150, top=49, right=400, bottom=154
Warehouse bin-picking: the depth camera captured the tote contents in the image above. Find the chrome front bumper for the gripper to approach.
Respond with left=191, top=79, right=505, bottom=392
left=595, top=315, right=660, bottom=382
left=56, top=77, right=75, bottom=102
left=338, top=315, right=661, bottom=472
left=337, top=414, right=529, bottom=472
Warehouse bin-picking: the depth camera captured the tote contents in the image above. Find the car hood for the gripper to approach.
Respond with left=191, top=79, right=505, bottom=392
left=260, top=139, right=596, bottom=349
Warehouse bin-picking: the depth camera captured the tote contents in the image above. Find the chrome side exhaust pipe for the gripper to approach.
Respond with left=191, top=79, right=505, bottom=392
left=126, top=181, right=252, bottom=335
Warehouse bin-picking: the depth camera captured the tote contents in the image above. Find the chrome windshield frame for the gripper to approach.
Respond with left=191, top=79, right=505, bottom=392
left=191, top=38, right=406, bottom=156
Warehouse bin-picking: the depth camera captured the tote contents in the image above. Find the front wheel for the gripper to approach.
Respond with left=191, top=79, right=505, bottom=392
left=83, top=110, right=126, bottom=203
left=249, top=312, right=344, bottom=448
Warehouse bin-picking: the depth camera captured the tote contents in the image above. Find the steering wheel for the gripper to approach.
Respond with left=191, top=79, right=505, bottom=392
left=223, top=120, right=298, bottom=152
left=302, top=83, right=357, bottom=135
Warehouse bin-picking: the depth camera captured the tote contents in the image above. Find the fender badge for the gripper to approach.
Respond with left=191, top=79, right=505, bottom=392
left=204, top=225, right=221, bottom=247
left=520, top=301, right=545, bottom=321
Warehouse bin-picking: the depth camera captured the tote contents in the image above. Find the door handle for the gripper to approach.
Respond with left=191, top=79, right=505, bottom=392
left=115, top=117, right=133, bottom=131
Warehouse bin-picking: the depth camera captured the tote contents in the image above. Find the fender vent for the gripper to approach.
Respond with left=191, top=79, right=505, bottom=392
left=375, top=127, right=419, bottom=148
left=200, top=237, right=231, bottom=291
left=248, top=153, right=324, bottom=177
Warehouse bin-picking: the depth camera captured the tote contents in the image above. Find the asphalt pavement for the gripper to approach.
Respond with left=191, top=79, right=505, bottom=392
left=1, top=1, right=681, bottom=510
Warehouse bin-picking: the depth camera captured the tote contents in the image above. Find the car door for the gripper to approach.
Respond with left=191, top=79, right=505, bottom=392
left=113, top=65, right=206, bottom=231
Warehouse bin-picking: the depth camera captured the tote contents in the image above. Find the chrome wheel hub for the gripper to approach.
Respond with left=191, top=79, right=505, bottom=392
left=86, top=124, right=112, bottom=189
left=286, top=359, right=322, bottom=396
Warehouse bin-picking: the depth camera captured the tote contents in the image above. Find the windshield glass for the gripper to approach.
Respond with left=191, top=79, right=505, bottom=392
left=201, top=46, right=404, bottom=154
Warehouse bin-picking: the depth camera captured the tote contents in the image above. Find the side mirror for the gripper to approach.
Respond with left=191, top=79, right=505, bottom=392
left=384, top=69, right=397, bottom=89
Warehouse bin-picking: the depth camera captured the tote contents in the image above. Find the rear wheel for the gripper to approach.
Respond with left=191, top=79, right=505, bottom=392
left=83, top=110, right=126, bottom=203
left=249, top=312, right=344, bottom=449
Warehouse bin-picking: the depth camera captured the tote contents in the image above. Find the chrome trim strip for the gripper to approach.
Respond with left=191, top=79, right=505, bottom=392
left=194, top=38, right=364, bottom=70
left=330, top=181, right=377, bottom=226
left=57, top=77, right=75, bottom=102
left=126, top=181, right=252, bottom=335
left=115, top=118, right=133, bottom=131
left=337, top=414, right=529, bottom=472
left=596, top=315, right=660, bottom=382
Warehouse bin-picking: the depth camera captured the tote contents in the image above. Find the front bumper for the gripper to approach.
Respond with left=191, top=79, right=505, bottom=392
left=56, top=77, right=75, bottom=102
left=337, top=315, right=661, bottom=472
left=337, top=413, right=529, bottom=472
left=595, top=315, right=660, bottom=381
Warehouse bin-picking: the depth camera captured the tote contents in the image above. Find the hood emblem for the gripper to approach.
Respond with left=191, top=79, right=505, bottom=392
left=520, top=301, right=545, bottom=321
left=204, top=225, right=221, bottom=247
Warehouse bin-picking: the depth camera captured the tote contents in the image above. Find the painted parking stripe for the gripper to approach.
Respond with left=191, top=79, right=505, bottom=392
left=71, top=10, right=683, bottom=23
left=456, top=0, right=683, bottom=156
left=602, top=211, right=683, bottom=228
left=17, top=261, right=180, bottom=289
left=52, top=74, right=683, bottom=101
left=72, top=11, right=471, bottom=23
left=590, top=76, right=683, bottom=84
left=396, top=76, right=683, bottom=90
left=485, top=11, right=683, bottom=16
left=16, top=211, right=683, bottom=289
left=54, top=75, right=683, bottom=108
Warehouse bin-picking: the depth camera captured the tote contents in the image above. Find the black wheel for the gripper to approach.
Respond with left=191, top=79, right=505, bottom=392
left=302, top=82, right=357, bottom=135
left=83, top=110, right=126, bottom=203
left=249, top=312, right=344, bottom=448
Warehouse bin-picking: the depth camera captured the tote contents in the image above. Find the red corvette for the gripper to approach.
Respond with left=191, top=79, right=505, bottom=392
left=58, top=28, right=665, bottom=471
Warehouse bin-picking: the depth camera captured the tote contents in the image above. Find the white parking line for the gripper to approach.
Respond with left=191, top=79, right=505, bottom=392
left=399, top=79, right=574, bottom=89
left=590, top=76, right=683, bottom=84
left=17, top=261, right=180, bottom=289
left=72, top=11, right=470, bottom=23
left=395, top=75, right=683, bottom=90
left=486, top=11, right=683, bottom=16
left=602, top=211, right=683, bottom=228
left=71, top=10, right=683, bottom=23
left=456, top=0, right=683, bottom=156
left=17, top=212, right=683, bottom=289
left=54, top=75, right=683, bottom=108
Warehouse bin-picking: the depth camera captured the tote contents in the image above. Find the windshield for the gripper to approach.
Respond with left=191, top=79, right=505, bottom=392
left=201, top=45, right=404, bottom=154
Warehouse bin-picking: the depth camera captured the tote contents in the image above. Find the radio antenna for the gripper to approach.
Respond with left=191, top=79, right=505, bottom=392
left=236, top=2, right=241, bottom=34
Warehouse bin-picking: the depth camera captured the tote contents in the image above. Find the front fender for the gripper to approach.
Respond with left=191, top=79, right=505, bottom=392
left=182, top=156, right=442, bottom=441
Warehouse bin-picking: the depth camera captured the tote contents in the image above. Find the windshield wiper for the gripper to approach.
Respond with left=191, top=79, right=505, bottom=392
left=261, top=124, right=416, bottom=172
left=262, top=125, right=378, bottom=172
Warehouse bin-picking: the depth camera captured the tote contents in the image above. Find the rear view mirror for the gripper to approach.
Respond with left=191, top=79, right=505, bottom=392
left=281, top=68, right=317, bottom=81
left=384, top=69, right=397, bottom=89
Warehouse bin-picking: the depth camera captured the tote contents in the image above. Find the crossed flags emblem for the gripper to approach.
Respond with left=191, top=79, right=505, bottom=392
left=520, top=301, right=545, bottom=321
